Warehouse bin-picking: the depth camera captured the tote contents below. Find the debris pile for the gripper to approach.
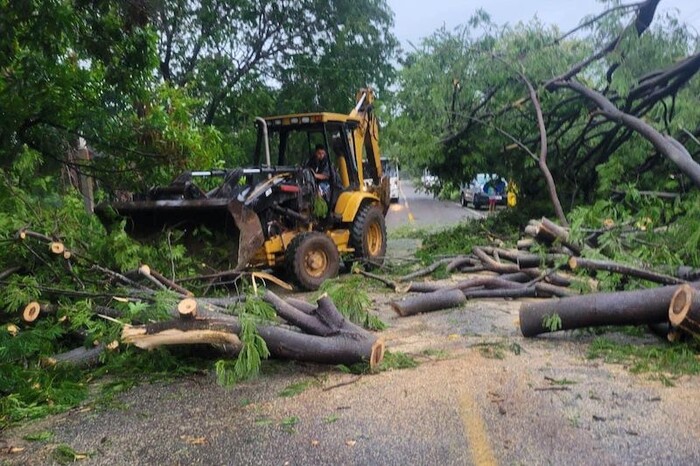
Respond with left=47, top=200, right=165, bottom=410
left=369, top=217, right=697, bottom=341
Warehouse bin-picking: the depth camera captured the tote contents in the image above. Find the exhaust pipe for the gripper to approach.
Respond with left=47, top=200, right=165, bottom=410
left=255, top=117, right=271, bottom=168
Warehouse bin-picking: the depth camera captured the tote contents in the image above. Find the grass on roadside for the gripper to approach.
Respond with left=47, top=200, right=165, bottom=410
left=587, top=337, right=700, bottom=385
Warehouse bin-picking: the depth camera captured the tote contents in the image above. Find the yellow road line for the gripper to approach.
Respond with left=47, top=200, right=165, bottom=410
left=398, top=182, right=415, bottom=223
left=458, top=392, right=498, bottom=466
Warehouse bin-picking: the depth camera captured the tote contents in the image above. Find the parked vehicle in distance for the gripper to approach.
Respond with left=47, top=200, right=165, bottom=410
left=460, top=174, right=507, bottom=210
left=421, top=168, right=439, bottom=190
left=381, top=157, right=400, bottom=203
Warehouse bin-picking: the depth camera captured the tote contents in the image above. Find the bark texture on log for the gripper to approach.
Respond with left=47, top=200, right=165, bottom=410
left=43, top=344, right=106, bottom=369
left=520, top=283, right=694, bottom=337
left=390, top=289, right=466, bottom=317
left=122, top=317, right=384, bottom=369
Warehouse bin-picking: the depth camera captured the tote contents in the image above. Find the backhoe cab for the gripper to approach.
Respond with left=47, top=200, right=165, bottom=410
left=98, top=89, right=389, bottom=290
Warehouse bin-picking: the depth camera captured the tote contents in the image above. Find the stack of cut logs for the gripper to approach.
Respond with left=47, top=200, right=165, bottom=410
left=20, top=291, right=384, bottom=369
left=378, top=217, right=697, bottom=341
left=7, top=228, right=383, bottom=370
left=122, top=291, right=384, bottom=369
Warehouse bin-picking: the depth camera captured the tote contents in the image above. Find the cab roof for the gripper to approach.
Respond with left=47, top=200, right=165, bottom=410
left=264, top=112, right=360, bottom=127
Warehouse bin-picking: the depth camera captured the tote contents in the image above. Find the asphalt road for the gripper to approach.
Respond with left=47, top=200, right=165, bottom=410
left=3, top=181, right=700, bottom=465
left=385, top=180, right=485, bottom=232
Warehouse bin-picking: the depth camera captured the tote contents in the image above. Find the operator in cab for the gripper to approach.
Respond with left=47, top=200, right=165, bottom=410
left=306, top=144, right=331, bottom=202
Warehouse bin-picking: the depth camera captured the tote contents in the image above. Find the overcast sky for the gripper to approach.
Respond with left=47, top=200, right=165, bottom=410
left=387, top=0, right=700, bottom=48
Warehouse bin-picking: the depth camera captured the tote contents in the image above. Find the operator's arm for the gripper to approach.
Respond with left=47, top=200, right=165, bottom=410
left=314, top=158, right=330, bottom=181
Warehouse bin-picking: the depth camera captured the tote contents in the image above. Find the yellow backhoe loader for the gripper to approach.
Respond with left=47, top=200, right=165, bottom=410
left=97, top=88, right=389, bottom=290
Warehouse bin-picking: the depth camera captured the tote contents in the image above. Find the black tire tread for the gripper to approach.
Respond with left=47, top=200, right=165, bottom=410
left=349, top=203, right=387, bottom=268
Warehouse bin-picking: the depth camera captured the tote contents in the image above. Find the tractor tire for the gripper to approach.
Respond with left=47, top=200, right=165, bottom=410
left=285, top=232, right=340, bottom=291
left=350, top=204, right=387, bottom=269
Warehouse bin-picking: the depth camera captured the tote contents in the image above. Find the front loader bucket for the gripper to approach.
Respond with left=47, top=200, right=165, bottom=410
left=227, top=200, right=265, bottom=271
left=96, top=198, right=264, bottom=270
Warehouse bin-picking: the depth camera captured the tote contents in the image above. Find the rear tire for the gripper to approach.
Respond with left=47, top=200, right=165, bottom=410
left=285, top=232, right=340, bottom=291
left=350, top=204, right=387, bottom=269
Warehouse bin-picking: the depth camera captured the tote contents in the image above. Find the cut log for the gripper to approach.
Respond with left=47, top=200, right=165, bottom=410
left=464, top=287, right=537, bottom=300
left=534, top=282, right=577, bottom=298
left=177, top=298, right=198, bottom=319
left=400, top=282, right=445, bottom=293
left=520, top=283, right=697, bottom=337
left=22, top=302, right=41, bottom=322
left=49, top=242, right=65, bottom=255
left=390, top=289, right=466, bottom=317
left=539, top=217, right=581, bottom=255
left=517, top=238, right=534, bottom=250
left=452, top=276, right=527, bottom=291
left=446, top=256, right=477, bottom=273
left=568, top=256, right=684, bottom=285
left=43, top=344, right=105, bottom=369
left=669, top=284, right=700, bottom=337
left=175, top=298, right=233, bottom=319
left=22, top=302, right=58, bottom=322
left=285, top=297, right=317, bottom=314
left=263, top=290, right=339, bottom=336
left=122, top=316, right=383, bottom=368
left=482, top=247, right=567, bottom=269
left=473, top=247, right=520, bottom=274
left=123, top=323, right=242, bottom=352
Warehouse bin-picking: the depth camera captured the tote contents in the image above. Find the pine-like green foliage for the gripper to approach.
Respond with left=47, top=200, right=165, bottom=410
left=316, top=276, right=386, bottom=330
left=214, top=295, right=273, bottom=387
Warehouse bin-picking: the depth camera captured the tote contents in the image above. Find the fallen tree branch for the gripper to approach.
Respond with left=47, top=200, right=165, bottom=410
left=568, top=256, right=684, bottom=285
left=397, top=258, right=454, bottom=282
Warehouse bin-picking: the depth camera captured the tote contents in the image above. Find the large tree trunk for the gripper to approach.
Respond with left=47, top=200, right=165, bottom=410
left=519, top=283, right=695, bottom=337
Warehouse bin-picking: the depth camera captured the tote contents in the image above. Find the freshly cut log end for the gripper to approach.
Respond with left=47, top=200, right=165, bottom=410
left=669, top=284, right=700, bottom=337
left=18, top=230, right=27, bottom=240
left=369, top=338, right=385, bottom=370
left=22, top=302, right=41, bottom=322
left=568, top=257, right=578, bottom=269
left=49, top=242, right=65, bottom=255
left=669, top=285, right=692, bottom=324
left=138, top=264, right=152, bottom=276
left=63, top=250, right=72, bottom=260
left=177, top=298, right=198, bottom=318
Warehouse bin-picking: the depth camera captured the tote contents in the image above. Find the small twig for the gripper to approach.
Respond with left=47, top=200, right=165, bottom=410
left=355, top=269, right=397, bottom=290
left=534, top=386, right=571, bottom=392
